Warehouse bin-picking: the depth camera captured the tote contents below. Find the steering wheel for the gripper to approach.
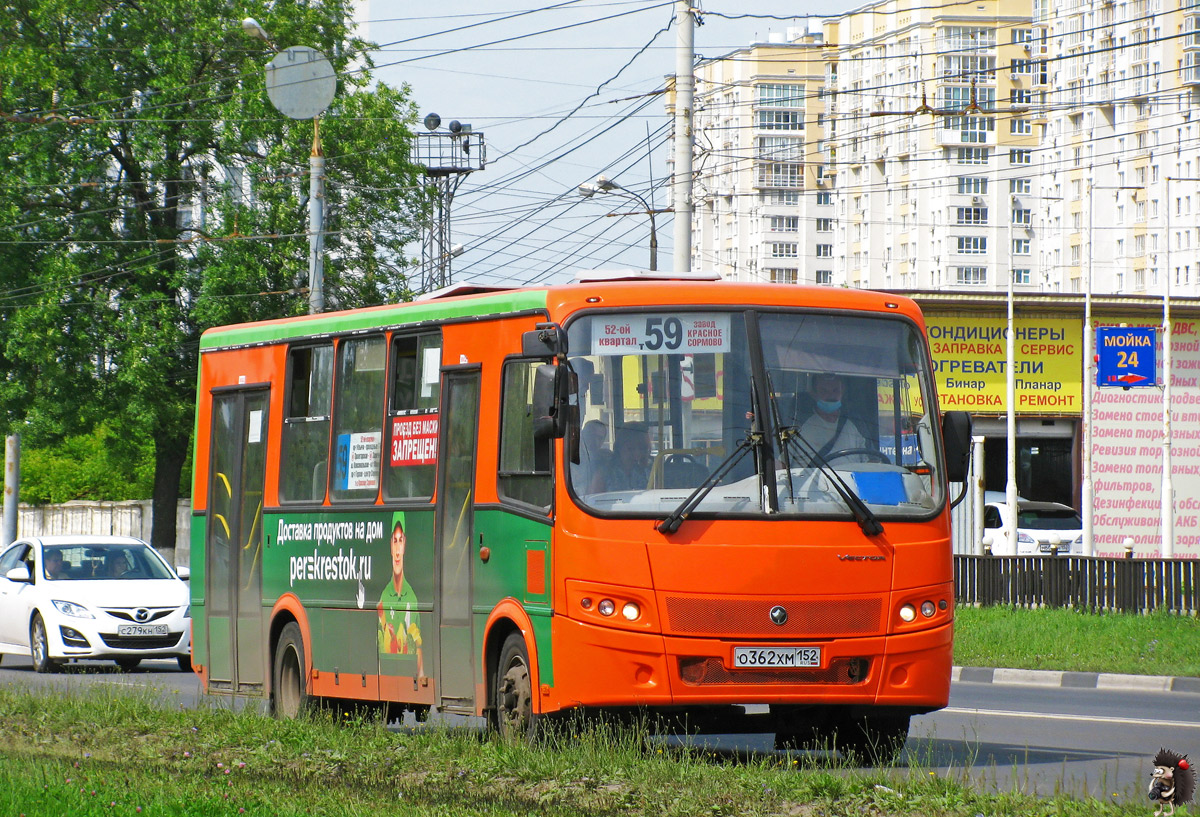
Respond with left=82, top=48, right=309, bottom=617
left=823, top=447, right=891, bottom=465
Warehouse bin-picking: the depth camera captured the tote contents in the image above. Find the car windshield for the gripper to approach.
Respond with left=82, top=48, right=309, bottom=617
left=1018, top=509, right=1082, bottom=530
left=41, top=543, right=174, bottom=581
left=565, top=309, right=944, bottom=519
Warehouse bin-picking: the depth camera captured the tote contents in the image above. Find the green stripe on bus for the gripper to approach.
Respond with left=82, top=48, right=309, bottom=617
left=200, top=290, right=550, bottom=350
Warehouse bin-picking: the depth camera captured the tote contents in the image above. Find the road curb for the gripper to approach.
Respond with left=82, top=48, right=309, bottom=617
left=952, top=666, right=1200, bottom=693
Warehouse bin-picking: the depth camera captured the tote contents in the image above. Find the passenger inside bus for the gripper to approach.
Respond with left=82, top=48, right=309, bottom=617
left=573, top=419, right=611, bottom=494
left=592, top=422, right=652, bottom=492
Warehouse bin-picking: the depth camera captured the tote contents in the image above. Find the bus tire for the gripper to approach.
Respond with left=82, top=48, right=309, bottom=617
left=833, top=712, right=910, bottom=766
left=493, top=632, right=537, bottom=741
left=272, top=622, right=312, bottom=719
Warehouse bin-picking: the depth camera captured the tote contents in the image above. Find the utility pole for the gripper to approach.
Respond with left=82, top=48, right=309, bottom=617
left=3, top=435, right=18, bottom=547
left=672, top=0, right=695, bottom=274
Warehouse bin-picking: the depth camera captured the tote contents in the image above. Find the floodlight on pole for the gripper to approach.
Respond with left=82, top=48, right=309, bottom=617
left=577, top=174, right=659, bottom=271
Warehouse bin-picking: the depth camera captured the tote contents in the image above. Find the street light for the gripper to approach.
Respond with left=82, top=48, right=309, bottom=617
left=578, top=175, right=659, bottom=271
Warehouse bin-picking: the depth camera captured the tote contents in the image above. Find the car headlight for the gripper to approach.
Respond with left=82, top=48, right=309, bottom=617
left=1017, top=532, right=1035, bottom=544
left=184, top=605, right=191, bottom=619
left=51, top=600, right=95, bottom=619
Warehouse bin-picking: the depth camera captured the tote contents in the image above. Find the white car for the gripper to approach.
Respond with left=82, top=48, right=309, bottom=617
left=0, top=535, right=192, bottom=673
left=983, top=499, right=1084, bottom=555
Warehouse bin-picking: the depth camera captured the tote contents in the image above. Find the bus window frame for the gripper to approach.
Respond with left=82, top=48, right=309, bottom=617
left=328, top=333, right=388, bottom=505
left=382, top=328, right=443, bottom=504
left=559, top=305, right=948, bottom=524
left=495, top=353, right=556, bottom=518
left=278, top=341, right=335, bottom=506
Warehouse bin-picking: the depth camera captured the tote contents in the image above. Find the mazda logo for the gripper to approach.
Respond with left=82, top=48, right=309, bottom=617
left=134, top=608, right=150, bottom=623
left=769, top=605, right=788, bottom=626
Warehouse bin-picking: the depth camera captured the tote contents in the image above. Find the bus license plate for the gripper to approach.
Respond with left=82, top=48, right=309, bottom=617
left=733, top=646, right=821, bottom=668
left=117, top=624, right=168, bottom=637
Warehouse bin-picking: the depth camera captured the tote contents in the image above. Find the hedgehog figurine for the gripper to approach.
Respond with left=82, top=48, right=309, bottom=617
left=1149, top=748, right=1195, bottom=816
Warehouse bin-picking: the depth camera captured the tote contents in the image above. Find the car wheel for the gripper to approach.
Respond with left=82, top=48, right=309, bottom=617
left=115, top=657, right=141, bottom=672
left=30, top=614, right=63, bottom=674
left=493, top=631, right=538, bottom=741
left=272, top=622, right=311, bottom=719
left=177, top=654, right=192, bottom=673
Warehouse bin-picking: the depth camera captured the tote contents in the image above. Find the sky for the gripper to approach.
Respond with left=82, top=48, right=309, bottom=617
left=355, top=2, right=852, bottom=290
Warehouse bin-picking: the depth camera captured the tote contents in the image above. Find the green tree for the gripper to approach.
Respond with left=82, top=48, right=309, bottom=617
left=0, top=0, right=429, bottom=551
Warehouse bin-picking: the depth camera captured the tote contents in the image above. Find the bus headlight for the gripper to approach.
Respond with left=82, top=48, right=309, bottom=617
left=621, top=602, right=640, bottom=621
left=920, top=600, right=937, bottom=618
left=598, top=599, right=615, bottom=617
left=898, top=604, right=916, bottom=622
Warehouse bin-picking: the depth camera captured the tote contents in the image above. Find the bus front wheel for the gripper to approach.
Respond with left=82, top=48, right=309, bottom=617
left=833, top=712, right=910, bottom=765
left=493, top=632, right=537, bottom=740
left=273, top=622, right=312, bottom=718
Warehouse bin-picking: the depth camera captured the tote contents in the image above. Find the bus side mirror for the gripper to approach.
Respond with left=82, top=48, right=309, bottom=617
left=533, top=363, right=568, bottom=440
left=522, top=323, right=566, bottom=357
left=941, top=411, right=972, bottom=483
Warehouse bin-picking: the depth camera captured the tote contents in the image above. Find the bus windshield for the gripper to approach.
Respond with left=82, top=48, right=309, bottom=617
left=566, top=309, right=942, bottom=519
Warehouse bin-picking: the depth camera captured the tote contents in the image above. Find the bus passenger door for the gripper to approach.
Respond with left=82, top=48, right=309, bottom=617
left=205, top=388, right=269, bottom=695
left=434, top=368, right=480, bottom=713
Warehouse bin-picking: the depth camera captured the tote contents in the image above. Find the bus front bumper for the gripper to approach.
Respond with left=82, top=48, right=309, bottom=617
left=545, top=616, right=952, bottom=713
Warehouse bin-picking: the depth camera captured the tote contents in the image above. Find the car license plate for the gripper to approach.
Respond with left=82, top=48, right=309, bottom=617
left=117, top=624, right=168, bottom=637
left=733, top=646, right=821, bottom=668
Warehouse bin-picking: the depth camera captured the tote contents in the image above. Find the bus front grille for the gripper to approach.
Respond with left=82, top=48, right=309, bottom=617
left=678, top=657, right=869, bottom=686
left=663, top=597, right=883, bottom=637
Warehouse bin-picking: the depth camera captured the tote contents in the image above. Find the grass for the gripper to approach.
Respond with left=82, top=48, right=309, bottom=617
left=0, top=684, right=1156, bottom=817
left=953, top=605, right=1200, bottom=676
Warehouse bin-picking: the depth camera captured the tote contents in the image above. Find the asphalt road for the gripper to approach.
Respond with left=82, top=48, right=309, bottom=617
left=2, top=653, right=1197, bottom=803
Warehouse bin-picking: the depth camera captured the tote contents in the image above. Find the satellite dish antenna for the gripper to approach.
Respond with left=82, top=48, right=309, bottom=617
left=266, top=46, right=336, bottom=120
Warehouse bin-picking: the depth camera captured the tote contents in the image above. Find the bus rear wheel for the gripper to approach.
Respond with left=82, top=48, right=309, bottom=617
left=493, top=632, right=537, bottom=741
left=273, top=622, right=312, bottom=719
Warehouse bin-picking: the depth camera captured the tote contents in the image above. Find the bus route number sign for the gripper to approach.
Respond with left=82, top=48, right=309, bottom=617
left=592, top=313, right=730, bottom=356
left=1096, top=326, right=1156, bottom=387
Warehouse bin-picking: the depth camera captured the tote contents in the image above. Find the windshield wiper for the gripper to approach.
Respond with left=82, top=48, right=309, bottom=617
left=778, top=427, right=884, bottom=537
left=657, top=432, right=762, bottom=535
left=764, top=372, right=796, bottom=506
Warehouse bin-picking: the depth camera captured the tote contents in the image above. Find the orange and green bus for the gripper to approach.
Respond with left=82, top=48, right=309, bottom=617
left=190, top=273, right=971, bottom=760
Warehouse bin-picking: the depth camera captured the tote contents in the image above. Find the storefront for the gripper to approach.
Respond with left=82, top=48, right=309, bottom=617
left=911, top=291, right=1200, bottom=558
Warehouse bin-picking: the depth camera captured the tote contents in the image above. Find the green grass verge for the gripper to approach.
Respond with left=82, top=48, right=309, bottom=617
left=0, top=684, right=1154, bottom=816
left=954, top=605, right=1200, bottom=676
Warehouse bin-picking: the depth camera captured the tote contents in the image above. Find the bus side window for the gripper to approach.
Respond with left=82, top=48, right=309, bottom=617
left=280, top=344, right=333, bottom=503
left=330, top=336, right=387, bottom=502
left=497, top=359, right=553, bottom=511
left=384, top=332, right=441, bottom=500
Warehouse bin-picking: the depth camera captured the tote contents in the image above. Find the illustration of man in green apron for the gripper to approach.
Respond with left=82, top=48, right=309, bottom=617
left=377, top=511, right=423, bottom=676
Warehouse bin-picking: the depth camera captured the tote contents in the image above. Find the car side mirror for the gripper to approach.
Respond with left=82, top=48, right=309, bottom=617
left=5, top=565, right=31, bottom=583
left=175, top=565, right=191, bottom=581
left=941, top=410, right=972, bottom=483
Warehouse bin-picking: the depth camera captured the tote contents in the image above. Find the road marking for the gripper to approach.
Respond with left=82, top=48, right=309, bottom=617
left=940, top=706, right=1200, bottom=729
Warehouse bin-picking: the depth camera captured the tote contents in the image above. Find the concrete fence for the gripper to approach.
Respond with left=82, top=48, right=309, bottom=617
left=17, top=500, right=192, bottom=568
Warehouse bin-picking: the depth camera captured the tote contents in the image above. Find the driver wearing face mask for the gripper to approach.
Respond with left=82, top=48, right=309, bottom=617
left=799, top=373, right=869, bottom=461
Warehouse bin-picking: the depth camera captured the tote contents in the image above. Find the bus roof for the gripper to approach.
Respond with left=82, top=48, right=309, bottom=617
left=199, top=279, right=922, bottom=351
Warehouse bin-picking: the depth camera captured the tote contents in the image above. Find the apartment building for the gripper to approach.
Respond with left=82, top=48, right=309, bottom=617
left=690, top=26, right=830, bottom=284
left=686, top=0, right=1200, bottom=299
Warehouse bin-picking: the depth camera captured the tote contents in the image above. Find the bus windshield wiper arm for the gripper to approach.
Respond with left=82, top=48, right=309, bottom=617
left=657, top=432, right=761, bottom=535
left=779, top=427, right=884, bottom=537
